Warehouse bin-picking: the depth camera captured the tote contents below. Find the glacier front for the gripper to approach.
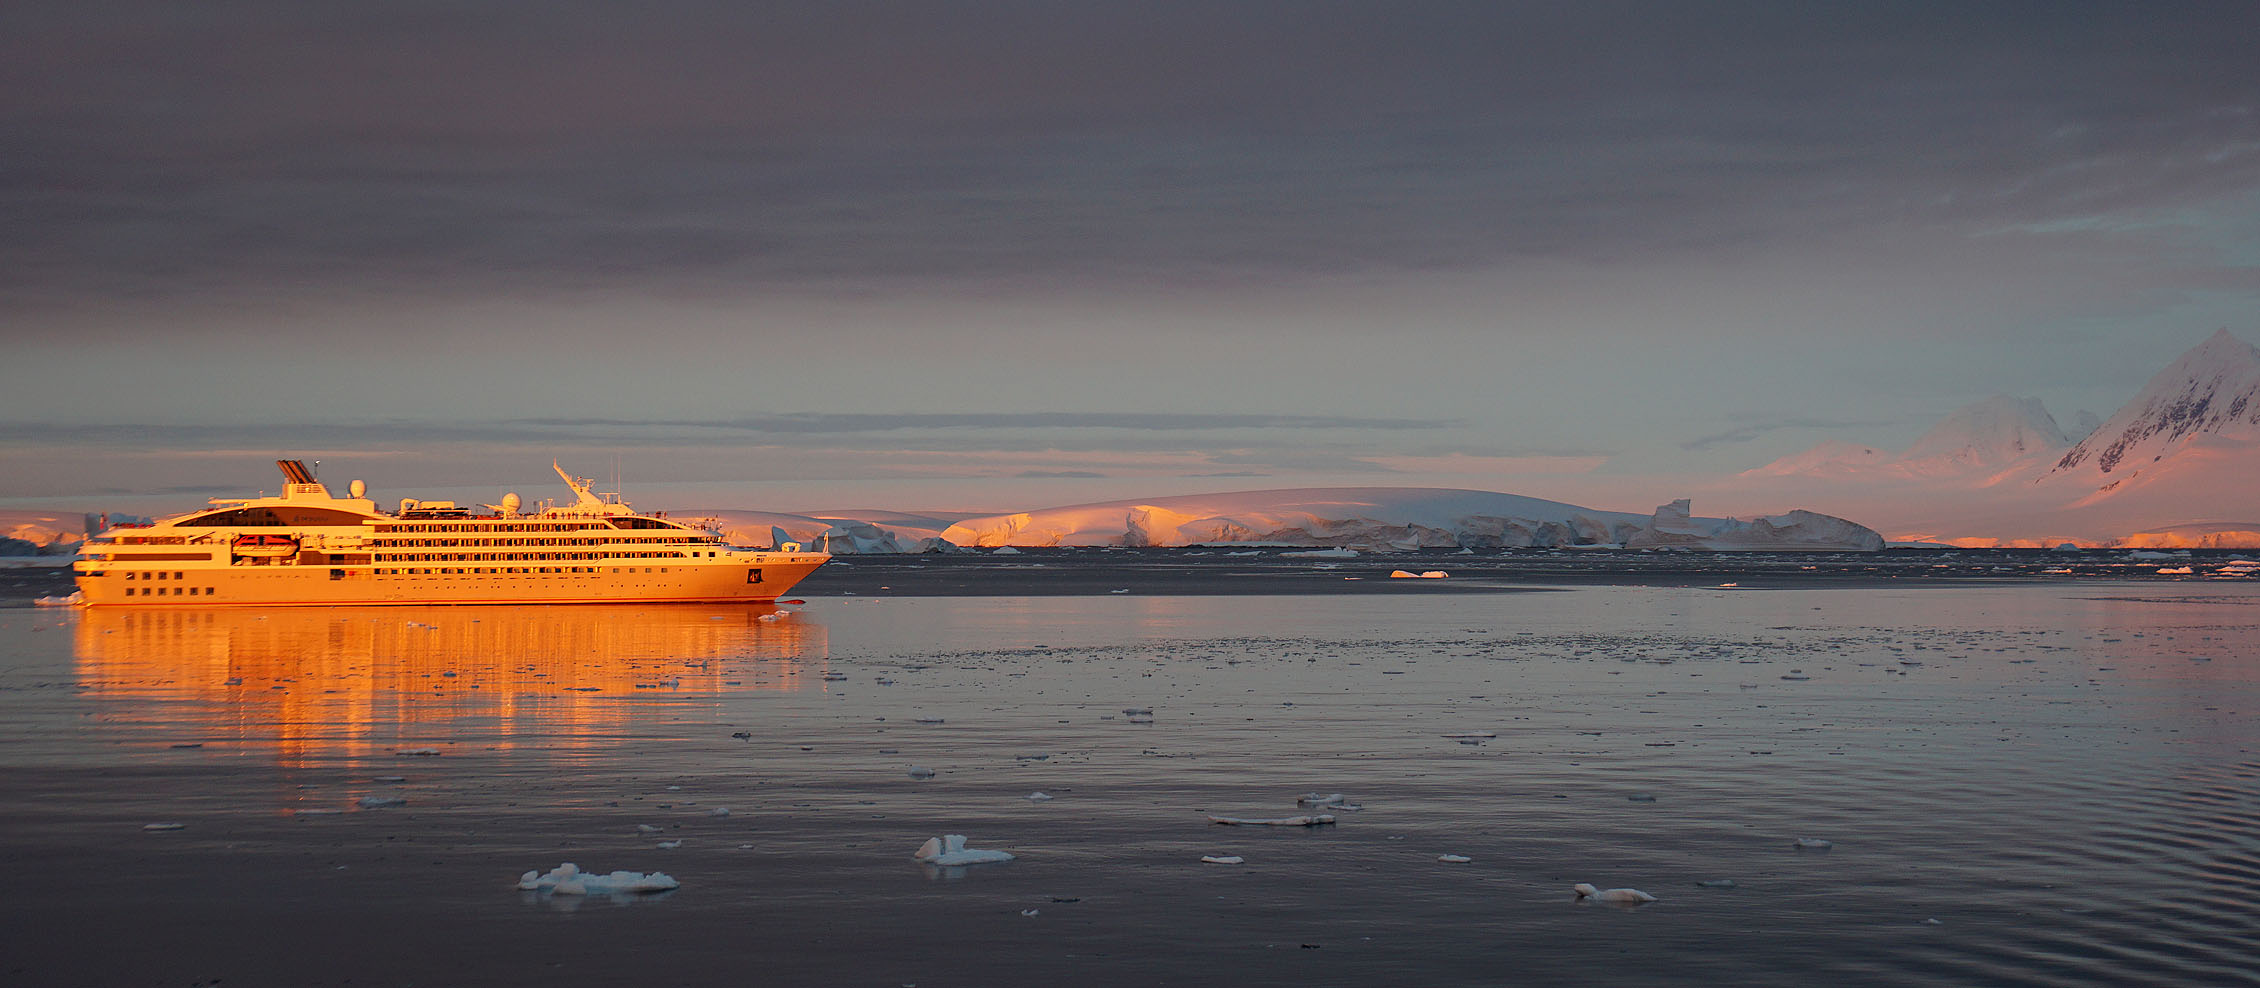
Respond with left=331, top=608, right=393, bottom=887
left=936, top=489, right=1882, bottom=551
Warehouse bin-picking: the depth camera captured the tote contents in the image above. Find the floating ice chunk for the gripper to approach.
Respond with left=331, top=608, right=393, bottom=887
left=1921, top=917, right=1943, bottom=925
left=1793, top=838, right=1833, bottom=850
left=1200, top=855, right=1245, bottom=865
left=1295, top=793, right=1346, bottom=806
left=33, top=592, right=83, bottom=607
left=1574, top=883, right=1656, bottom=904
left=907, top=766, right=937, bottom=779
left=1025, top=792, right=1053, bottom=802
left=518, top=862, right=678, bottom=895
left=709, top=807, right=731, bottom=816
left=1210, top=814, right=1335, bottom=827
left=637, top=824, right=663, bottom=833
left=991, top=546, right=1022, bottom=555
left=913, top=834, right=1015, bottom=866
left=1437, top=854, right=1473, bottom=863
left=143, top=822, right=186, bottom=831
left=656, top=840, right=682, bottom=849
left=1021, top=908, right=1041, bottom=916
left=1697, top=879, right=1738, bottom=888
left=2156, top=566, right=2194, bottom=575
left=357, top=796, right=406, bottom=808
left=395, top=748, right=441, bottom=756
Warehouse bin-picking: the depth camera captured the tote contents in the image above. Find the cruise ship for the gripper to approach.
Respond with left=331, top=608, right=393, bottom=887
left=71, top=461, right=830, bottom=606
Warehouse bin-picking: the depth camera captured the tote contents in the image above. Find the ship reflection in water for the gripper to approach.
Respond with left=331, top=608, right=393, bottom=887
left=72, top=604, right=828, bottom=770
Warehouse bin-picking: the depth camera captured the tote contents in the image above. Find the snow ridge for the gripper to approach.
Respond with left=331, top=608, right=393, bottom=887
left=2050, top=328, right=2260, bottom=477
left=939, top=489, right=1882, bottom=551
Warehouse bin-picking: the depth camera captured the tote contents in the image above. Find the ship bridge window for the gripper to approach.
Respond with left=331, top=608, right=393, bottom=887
left=182, top=507, right=374, bottom=527
left=609, top=517, right=684, bottom=530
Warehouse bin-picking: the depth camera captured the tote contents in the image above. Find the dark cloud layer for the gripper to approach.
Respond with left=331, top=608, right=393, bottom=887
left=0, top=411, right=1455, bottom=449
left=7, top=1, right=2256, bottom=312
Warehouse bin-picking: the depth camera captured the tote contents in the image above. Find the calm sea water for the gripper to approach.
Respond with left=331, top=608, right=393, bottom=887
left=2, top=581, right=2256, bottom=986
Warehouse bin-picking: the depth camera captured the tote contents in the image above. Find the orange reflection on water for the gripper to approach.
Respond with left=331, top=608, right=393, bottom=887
left=73, top=604, right=827, bottom=769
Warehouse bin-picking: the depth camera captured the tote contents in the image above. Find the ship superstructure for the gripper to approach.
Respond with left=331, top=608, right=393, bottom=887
left=72, top=461, right=829, bottom=606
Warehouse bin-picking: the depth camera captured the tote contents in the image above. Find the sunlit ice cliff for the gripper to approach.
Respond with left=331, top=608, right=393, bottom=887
left=932, top=489, right=1882, bottom=552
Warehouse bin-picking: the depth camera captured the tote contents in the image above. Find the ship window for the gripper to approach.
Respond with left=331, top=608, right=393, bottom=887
left=124, top=587, right=134, bottom=596
left=175, top=572, right=184, bottom=580
left=125, top=573, right=135, bottom=581
left=181, top=506, right=372, bottom=527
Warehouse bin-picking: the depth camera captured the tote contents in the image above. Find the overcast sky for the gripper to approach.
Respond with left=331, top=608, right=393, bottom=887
left=4, top=1, right=2256, bottom=512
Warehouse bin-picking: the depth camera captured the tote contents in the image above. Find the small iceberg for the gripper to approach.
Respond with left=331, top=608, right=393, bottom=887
left=518, top=862, right=678, bottom=895
left=33, top=592, right=84, bottom=607
left=1793, top=837, right=1834, bottom=850
left=1574, top=883, right=1656, bottom=904
left=357, top=796, right=406, bottom=808
left=913, top=834, right=1015, bottom=866
left=1200, top=855, right=1245, bottom=865
left=1209, top=814, right=1336, bottom=827
left=1437, top=854, right=1472, bottom=864
left=1025, top=792, right=1053, bottom=802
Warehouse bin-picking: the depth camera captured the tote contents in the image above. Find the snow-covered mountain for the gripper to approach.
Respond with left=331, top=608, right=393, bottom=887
left=1751, top=394, right=2069, bottom=481
left=936, top=488, right=1882, bottom=551
left=2047, top=328, right=2260, bottom=487
left=1898, top=395, right=2070, bottom=469
left=1725, top=329, right=2260, bottom=545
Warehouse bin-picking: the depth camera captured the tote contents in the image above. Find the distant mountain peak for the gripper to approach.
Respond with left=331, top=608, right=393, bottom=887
left=2051, top=329, right=2260, bottom=477
left=1898, top=394, right=2069, bottom=468
left=1748, top=394, right=2066, bottom=479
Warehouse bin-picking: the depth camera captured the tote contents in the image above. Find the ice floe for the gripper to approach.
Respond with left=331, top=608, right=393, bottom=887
left=913, top=834, right=1015, bottom=866
left=357, top=796, right=406, bottom=808
left=1200, top=855, right=1245, bottom=865
left=142, top=822, right=186, bottom=831
left=1437, top=854, right=1472, bottom=864
left=1209, top=814, right=1336, bottom=827
left=1793, top=837, right=1834, bottom=850
left=517, top=862, right=678, bottom=895
left=1574, top=883, right=1656, bottom=904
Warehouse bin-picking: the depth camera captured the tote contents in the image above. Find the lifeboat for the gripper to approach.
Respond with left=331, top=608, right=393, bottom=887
left=232, top=533, right=300, bottom=558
